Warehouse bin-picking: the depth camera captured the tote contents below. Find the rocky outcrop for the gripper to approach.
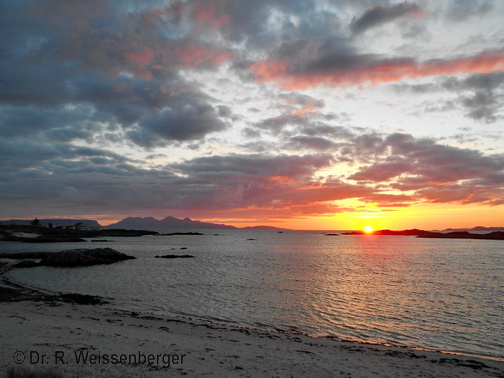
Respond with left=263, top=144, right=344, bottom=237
left=155, top=255, right=194, bottom=259
left=417, top=231, right=504, bottom=240
left=12, top=260, right=39, bottom=268
left=40, top=248, right=135, bottom=267
left=161, top=232, right=204, bottom=236
left=2, top=248, right=135, bottom=268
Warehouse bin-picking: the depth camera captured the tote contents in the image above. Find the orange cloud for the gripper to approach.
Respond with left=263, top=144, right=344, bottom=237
left=250, top=52, right=504, bottom=90
left=267, top=176, right=295, bottom=184
left=127, top=47, right=155, bottom=80
left=195, top=2, right=229, bottom=27
left=175, top=45, right=231, bottom=67
left=291, top=104, right=321, bottom=118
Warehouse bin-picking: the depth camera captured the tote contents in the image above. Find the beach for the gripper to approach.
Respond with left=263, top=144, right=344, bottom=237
left=1, top=263, right=503, bottom=378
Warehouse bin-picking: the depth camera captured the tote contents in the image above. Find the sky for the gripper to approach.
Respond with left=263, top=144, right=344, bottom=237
left=1, top=0, right=503, bottom=230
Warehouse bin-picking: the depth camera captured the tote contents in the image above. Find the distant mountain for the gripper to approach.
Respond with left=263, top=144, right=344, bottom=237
left=106, top=216, right=236, bottom=231
left=443, top=226, right=504, bottom=232
left=242, top=225, right=289, bottom=230
left=0, top=219, right=102, bottom=228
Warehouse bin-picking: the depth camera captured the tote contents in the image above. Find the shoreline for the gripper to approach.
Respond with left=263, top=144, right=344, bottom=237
left=1, top=262, right=504, bottom=377
left=3, top=260, right=503, bottom=365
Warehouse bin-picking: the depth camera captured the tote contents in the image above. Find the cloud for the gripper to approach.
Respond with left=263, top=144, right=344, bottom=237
left=194, top=1, right=230, bottom=28
left=1, top=0, right=503, bottom=222
left=250, top=51, right=504, bottom=90
left=287, top=136, right=338, bottom=151
left=0, top=1, right=236, bottom=148
left=392, top=72, right=504, bottom=123
left=128, top=99, right=228, bottom=147
left=348, top=160, right=411, bottom=182
left=175, top=44, right=232, bottom=68
left=348, top=133, right=504, bottom=206
left=351, top=2, right=424, bottom=34
left=443, top=0, right=494, bottom=21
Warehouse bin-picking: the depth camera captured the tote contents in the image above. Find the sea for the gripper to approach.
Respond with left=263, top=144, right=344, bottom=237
left=2, top=230, right=503, bottom=359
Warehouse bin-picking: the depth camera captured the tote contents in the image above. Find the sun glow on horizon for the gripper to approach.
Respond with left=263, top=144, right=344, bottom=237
left=364, top=226, right=374, bottom=234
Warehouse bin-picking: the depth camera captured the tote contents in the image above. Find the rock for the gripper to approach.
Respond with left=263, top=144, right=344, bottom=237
left=162, top=232, right=204, bottom=236
left=40, top=248, right=135, bottom=267
left=58, top=293, right=108, bottom=305
left=0, top=252, right=51, bottom=259
left=325, top=233, right=339, bottom=236
left=12, top=260, right=40, bottom=268
left=0, top=286, right=25, bottom=302
left=417, top=231, right=504, bottom=240
left=155, top=255, right=194, bottom=259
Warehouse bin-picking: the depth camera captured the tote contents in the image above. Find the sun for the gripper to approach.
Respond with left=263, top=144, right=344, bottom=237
left=364, top=226, right=374, bottom=234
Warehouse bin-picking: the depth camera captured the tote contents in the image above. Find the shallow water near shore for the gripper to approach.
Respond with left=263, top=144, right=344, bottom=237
left=2, top=230, right=503, bottom=359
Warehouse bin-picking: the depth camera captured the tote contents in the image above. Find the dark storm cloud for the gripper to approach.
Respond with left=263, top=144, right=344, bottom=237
left=350, top=2, right=423, bottom=34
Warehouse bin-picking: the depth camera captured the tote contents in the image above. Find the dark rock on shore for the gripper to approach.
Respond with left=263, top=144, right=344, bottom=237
left=12, top=260, right=40, bottom=268
left=0, top=252, right=53, bottom=259
left=58, top=293, right=107, bottom=305
left=0, top=286, right=24, bottom=302
left=40, top=248, right=135, bottom=267
left=161, top=232, right=204, bottom=236
left=0, top=286, right=108, bottom=304
left=2, top=248, right=136, bottom=267
left=155, top=254, right=194, bottom=259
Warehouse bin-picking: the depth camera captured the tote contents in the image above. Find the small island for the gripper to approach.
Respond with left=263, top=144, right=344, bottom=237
left=342, top=229, right=504, bottom=240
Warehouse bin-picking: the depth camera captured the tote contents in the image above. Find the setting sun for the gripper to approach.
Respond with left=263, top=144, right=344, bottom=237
left=364, top=226, right=374, bottom=234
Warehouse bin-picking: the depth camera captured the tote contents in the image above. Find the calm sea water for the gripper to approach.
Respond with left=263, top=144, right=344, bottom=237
left=3, top=230, right=503, bottom=359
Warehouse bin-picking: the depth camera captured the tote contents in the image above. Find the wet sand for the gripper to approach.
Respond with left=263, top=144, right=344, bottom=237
left=1, top=261, right=503, bottom=377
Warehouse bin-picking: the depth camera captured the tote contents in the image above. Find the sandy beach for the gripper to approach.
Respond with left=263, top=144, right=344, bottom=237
left=1, top=262, right=503, bottom=378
